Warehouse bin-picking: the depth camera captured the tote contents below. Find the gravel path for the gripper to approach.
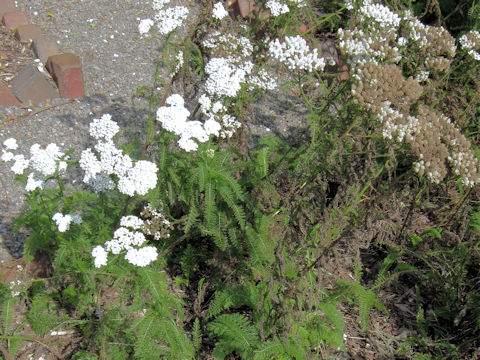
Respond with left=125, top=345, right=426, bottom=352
left=0, top=0, right=199, bottom=259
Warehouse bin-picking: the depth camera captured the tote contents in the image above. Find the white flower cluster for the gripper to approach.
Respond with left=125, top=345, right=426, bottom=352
left=197, top=94, right=242, bottom=138
left=138, top=0, right=188, bottom=36
left=174, top=50, right=184, bottom=74
left=156, top=6, right=189, bottom=35
left=79, top=114, right=158, bottom=195
left=413, top=159, right=443, bottom=184
left=447, top=150, right=480, bottom=187
left=92, top=215, right=158, bottom=268
left=415, top=70, right=430, bottom=83
left=9, top=280, right=21, bottom=297
left=248, top=68, right=277, bottom=91
left=266, top=0, right=289, bottom=16
left=1, top=138, right=68, bottom=192
left=357, top=1, right=401, bottom=30
left=138, top=19, right=154, bottom=36
left=377, top=103, right=420, bottom=143
left=403, top=12, right=457, bottom=58
left=157, top=94, right=222, bottom=151
left=212, top=2, right=228, bottom=20
left=339, top=1, right=460, bottom=68
left=459, top=30, right=480, bottom=61
left=202, top=31, right=253, bottom=61
left=268, top=35, right=327, bottom=72
left=52, top=212, right=82, bottom=232
left=205, top=57, right=252, bottom=98
left=337, top=0, right=403, bottom=66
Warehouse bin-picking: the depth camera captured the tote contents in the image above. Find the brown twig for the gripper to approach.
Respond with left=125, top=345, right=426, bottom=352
left=158, top=233, right=188, bottom=258
left=6, top=99, right=75, bottom=123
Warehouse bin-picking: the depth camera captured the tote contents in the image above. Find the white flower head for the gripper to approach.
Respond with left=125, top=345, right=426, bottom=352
left=139, top=18, right=154, bottom=35
left=11, top=154, right=29, bottom=175
left=29, top=143, right=64, bottom=176
left=52, top=213, right=77, bottom=232
left=25, top=173, right=44, bottom=192
left=1, top=151, right=14, bottom=162
left=124, top=246, right=158, bottom=267
left=266, top=0, right=290, bottom=16
left=92, top=246, right=108, bottom=268
left=120, top=215, right=144, bottom=230
left=178, top=136, right=199, bottom=152
left=204, top=57, right=248, bottom=97
left=89, top=114, right=120, bottom=141
left=268, top=36, right=326, bottom=72
left=117, top=160, right=158, bottom=196
left=3, top=138, right=18, bottom=150
left=212, top=2, right=228, bottom=20
left=155, top=6, right=189, bottom=35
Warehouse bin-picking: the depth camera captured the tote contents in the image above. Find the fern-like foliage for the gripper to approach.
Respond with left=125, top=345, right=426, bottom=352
left=207, top=281, right=259, bottom=320
left=316, top=302, right=345, bottom=349
left=208, top=313, right=260, bottom=359
left=336, top=279, right=388, bottom=330
left=26, top=294, right=71, bottom=335
left=132, top=310, right=195, bottom=359
left=245, top=216, right=277, bottom=279
left=166, top=143, right=248, bottom=252
left=253, top=337, right=289, bottom=360
left=469, top=0, right=480, bottom=29
left=192, top=317, right=202, bottom=353
left=126, top=267, right=194, bottom=358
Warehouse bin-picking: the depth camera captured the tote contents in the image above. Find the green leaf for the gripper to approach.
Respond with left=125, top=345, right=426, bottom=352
left=1, top=295, right=16, bottom=335
left=256, top=147, right=270, bottom=178
left=218, top=185, right=246, bottom=230
left=254, top=338, right=286, bottom=359
left=410, top=234, right=423, bottom=246
left=208, top=313, right=259, bottom=359
left=420, top=228, right=441, bottom=240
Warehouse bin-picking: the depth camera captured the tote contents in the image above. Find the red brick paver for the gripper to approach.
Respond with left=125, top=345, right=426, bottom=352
left=47, top=53, right=85, bottom=99
left=2, top=10, right=28, bottom=29
left=231, top=0, right=255, bottom=19
left=0, top=0, right=15, bottom=18
left=32, top=36, right=59, bottom=64
left=11, top=65, right=58, bottom=104
left=0, top=81, right=21, bottom=108
left=15, top=23, right=42, bottom=43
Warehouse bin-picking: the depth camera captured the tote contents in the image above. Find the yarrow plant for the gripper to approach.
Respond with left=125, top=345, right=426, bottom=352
left=2, top=1, right=480, bottom=358
left=340, top=0, right=480, bottom=186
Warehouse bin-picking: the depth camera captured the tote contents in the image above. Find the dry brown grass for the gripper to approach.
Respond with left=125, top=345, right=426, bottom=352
left=0, top=27, right=36, bottom=86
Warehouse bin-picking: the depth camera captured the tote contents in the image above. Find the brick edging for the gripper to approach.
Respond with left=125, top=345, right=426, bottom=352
left=0, top=0, right=85, bottom=108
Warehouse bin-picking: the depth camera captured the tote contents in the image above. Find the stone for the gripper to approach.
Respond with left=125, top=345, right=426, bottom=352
left=15, top=24, right=42, bottom=43
left=2, top=10, right=28, bottom=29
left=47, top=53, right=85, bottom=98
left=32, top=36, right=59, bottom=64
left=11, top=65, right=58, bottom=104
left=0, top=81, right=21, bottom=107
left=231, top=0, right=255, bottom=19
left=0, top=0, right=15, bottom=18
